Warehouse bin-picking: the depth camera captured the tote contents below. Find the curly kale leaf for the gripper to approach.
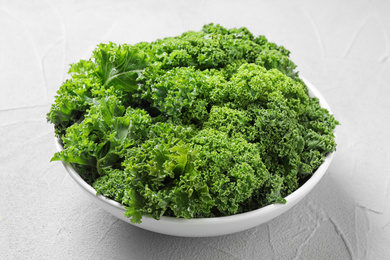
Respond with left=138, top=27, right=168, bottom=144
left=51, top=95, right=152, bottom=175
left=210, top=63, right=308, bottom=111
left=191, top=128, right=269, bottom=215
left=118, top=123, right=212, bottom=223
left=204, top=106, right=257, bottom=142
left=46, top=60, right=100, bottom=137
left=94, top=42, right=149, bottom=93
left=146, top=67, right=225, bottom=125
left=144, top=23, right=297, bottom=77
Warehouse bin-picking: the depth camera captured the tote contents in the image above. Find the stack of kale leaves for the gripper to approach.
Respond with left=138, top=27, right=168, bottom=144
left=47, top=24, right=338, bottom=223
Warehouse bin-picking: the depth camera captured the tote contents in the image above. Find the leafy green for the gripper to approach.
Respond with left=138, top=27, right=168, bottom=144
left=94, top=42, right=149, bottom=93
left=191, top=128, right=268, bottom=216
left=51, top=95, right=152, bottom=176
left=48, top=23, right=339, bottom=223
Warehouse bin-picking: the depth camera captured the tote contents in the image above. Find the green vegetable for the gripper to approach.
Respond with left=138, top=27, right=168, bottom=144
left=48, top=23, right=339, bottom=223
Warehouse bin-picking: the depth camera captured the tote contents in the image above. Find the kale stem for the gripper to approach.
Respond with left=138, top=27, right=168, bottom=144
left=96, top=157, right=104, bottom=176
left=97, top=152, right=112, bottom=176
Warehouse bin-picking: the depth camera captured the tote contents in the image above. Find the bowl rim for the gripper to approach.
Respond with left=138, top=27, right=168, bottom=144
left=55, top=77, right=336, bottom=236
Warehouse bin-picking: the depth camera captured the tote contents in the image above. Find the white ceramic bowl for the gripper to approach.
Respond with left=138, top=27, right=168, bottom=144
left=55, top=78, right=335, bottom=237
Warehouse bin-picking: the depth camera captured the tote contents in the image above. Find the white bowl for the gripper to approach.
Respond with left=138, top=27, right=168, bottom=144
left=55, top=78, right=335, bottom=237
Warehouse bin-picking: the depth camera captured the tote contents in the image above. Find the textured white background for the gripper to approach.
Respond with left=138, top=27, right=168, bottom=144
left=1, top=0, right=390, bottom=259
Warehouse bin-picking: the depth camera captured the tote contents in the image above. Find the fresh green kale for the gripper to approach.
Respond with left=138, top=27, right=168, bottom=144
left=48, top=23, right=339, bottom=223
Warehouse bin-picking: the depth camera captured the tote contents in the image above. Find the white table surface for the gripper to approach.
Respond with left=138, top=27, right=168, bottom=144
left=1, top=0, right=389, bottom=259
